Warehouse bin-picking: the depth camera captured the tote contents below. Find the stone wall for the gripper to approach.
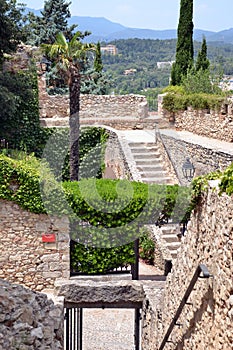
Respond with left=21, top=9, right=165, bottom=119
left=39, top=75, right=149, bottom=126
left=104, top=130, right=132, bottom=180
left=158, top=94, right=233, bottom=142
left=0, top=200, right=70, bottom=291
left=142, top=184, right=233, bottom=350
left=0, top=278, right=64, bottom=349
left=160, top=133, right=233, bottom=186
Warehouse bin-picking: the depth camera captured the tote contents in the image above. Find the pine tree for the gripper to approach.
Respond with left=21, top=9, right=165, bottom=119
left=170, top=0, right=194, bottom=85
left=196, top=37, right=210, bottom=71
left=27, top=0, right=77, bottom=45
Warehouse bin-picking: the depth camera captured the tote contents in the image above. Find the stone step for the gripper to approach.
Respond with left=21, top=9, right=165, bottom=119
left=137, top=165, right=164, bottom=171
left=142, top=177, right=171, bottom=184
left=162, top=233, right=180, bottom=243
left=130, top=147, right=159, bottom=153
left=160, top=225, right=180, bottom=233
left=132, top=152, right=161, bottom=159
left=140, top=170, right=166, bottom=178
left=128, top=142, right=158, bottom=148
left=165, top=241, right=181, bottom=250
left=135, top=158, right=163, bottom=165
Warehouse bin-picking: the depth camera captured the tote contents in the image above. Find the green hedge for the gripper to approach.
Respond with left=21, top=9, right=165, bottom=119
left=162, top=86, right=225, bottom=113
left=1, top=152, right=232, bottom=273
left=0, top=153, right=192, bottom=273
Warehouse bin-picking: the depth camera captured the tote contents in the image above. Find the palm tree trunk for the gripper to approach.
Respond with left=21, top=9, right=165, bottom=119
left=69, top=64, right=80, bottom=181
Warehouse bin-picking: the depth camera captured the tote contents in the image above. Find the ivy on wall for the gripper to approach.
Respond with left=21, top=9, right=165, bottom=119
left=0, top=69, right=49, bottom=156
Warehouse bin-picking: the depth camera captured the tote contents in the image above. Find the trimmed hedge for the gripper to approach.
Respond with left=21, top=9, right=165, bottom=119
left=161, top=86, right=225, bottom=112
left=0, top=153, right=193, bottom=273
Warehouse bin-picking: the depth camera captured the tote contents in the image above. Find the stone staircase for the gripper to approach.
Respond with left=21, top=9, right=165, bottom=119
left=128, top=142, right=170, bottom=184
left=159, top=224, right=181, bottom=260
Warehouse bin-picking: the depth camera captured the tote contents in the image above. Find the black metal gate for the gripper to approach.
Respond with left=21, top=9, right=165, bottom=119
left=64, top=308, right=83, bottom=350
left=64, top=307, right=140, bottom=350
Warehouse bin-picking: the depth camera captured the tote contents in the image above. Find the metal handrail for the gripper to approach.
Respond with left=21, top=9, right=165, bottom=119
left=158, top=264, right=212, bottom=350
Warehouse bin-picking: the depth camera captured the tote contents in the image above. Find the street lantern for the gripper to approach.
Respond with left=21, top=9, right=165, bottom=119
left=182, top=158, right=195, bottom=181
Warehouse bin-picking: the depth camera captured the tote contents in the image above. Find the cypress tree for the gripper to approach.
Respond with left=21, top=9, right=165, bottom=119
left=196, top=37, right=210, bottom=71
left=94, top=42, right=103, bottom=73
left=171, top=0, right=194, bottom=85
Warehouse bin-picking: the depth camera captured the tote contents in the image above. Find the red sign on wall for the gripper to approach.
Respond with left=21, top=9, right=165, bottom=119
left=42, top=233, right=56, bottom=243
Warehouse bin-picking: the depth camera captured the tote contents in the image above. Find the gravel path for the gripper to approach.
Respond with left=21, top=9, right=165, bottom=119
left=81, top=260, right=164, bottom=350
left=83, top=308, right=135, bottom=350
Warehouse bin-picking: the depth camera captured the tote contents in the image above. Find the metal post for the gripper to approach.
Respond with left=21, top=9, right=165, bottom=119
left=65, top=308, right=70, bottom=350
left=78, top=308, right=83, bottom=350
left=134, top=308, right=140, bottom=350
left=132, top=239, right=139, bottom=280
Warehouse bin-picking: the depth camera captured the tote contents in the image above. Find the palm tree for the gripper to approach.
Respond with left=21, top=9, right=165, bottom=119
left=43, top=32, right=94, bottom=181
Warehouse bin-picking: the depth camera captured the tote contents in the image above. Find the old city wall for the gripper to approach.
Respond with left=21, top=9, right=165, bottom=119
left=158, top=94, right=233, bottom=142
left=142, top=185, right=233, bottom=350
left=0, top=199, right=70, bottom=292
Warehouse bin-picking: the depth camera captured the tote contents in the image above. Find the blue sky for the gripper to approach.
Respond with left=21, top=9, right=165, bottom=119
left=23, top=0, right=232, bottom=32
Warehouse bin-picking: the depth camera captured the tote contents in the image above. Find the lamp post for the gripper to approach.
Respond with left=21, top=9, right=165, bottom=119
left=40, top=56, right=51, bottom=73
left=182, top=158, right=195, bottom=181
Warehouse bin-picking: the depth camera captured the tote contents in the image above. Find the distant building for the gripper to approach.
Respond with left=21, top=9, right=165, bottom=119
left=157, top=61, right=174, bottom=69
left=123, top=68, right=137, bottom=76
left=220, top=76, right=233, bottom=91
left=101, top=44, right=118, bottom=55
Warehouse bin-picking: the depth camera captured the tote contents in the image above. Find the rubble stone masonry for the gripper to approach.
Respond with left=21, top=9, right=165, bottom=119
left=158, top=94, right=233, bottom=142
left=38, top=75, right=149, bottom=126
left=142, top=184, right=233, bottom=350
left=0, top=200, right=70, bottom=291
left=0, top=278, right=64, bottom=349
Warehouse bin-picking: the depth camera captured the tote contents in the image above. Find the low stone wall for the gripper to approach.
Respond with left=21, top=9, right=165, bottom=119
left=158, top=94, right=233, bottom=142
left=160, top=133, right=233, bottom=185
left=40, top=116, right=156, bottom=130
left=39, top=75, right=149, bottom=122
left=0, top=200, right=70, bottom=291
left=104, top=130, right=132, bottom=180
left=0, top=278, right=64, bottom=349
left=142, top=185, right=233, bottom=350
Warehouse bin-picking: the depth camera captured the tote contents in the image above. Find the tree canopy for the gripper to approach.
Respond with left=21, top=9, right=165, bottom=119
left=0, top=0, right=27, bottom=64
left=27, top=0, right=77, bottom=45
left=196, top=37, right=210, bottom=71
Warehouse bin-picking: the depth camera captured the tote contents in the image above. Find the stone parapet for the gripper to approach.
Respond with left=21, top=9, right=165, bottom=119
left=160, top=133, right=233, bottom=185
left=40, top=116, right=156, bottom=130
left=158, top=94, right=233, bottom=142
left=39, top=75, right=149, bottom=123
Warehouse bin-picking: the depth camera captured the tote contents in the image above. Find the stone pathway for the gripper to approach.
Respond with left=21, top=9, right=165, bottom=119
left=159, top=129, right=233, bottom=155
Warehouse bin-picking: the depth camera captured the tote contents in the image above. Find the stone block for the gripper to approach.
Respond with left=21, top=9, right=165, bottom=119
left=57, top=280, right=144, bottom=308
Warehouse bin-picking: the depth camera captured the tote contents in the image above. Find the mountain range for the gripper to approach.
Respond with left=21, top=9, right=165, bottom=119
left=26, top=8, right=233, bottom=44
